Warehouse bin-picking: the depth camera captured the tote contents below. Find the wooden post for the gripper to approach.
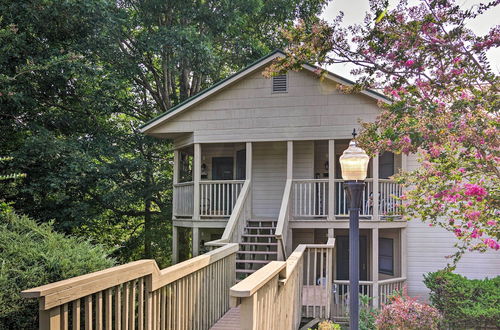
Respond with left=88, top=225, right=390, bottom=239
left=372, top=153, right=380, bottom=220
left=371, top=228, right=379, bottom=309
left=173, top=149, right=179, bottom=219
left=193, top=143, right=201, bottom=219
left=40, top=306, right=61, bottom=330
left=328, top=140, right=335, bottom=220
left=172, top=225, right=178, bottom=264
left=401, top=227, right=407, bottom=279
left=246, top=142, right=252, bottom=219
left=287, top=141, right=293, bottom=180
left=192, top=227, right=200, bottom=257
left=246, top=142, right=252, bottom=181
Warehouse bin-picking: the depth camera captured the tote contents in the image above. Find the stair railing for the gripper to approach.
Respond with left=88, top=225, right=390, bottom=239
left=22, top=243, right=238, bottom=330
left=230, top=238, right=335, bottom=329
left=275, top=179, right=292, bottom=260
left=205, top=179, right=251, bottom=248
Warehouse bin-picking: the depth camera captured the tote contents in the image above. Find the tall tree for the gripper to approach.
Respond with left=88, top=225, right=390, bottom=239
left=0, top=0, right=329, bottom=265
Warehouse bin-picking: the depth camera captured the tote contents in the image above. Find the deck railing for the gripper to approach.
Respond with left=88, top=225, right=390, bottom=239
left=335, top=179, right=374, bottom=217
left=22, top=243, right=238, bottom=330
left=200, top=180, right=244, bottom=217
left=378, top=277, right=406, bottom=305
left=291, top=179, right=328, bottom=218
left=230, top=239, right=335, bottom=329
left=290, top=178, right=402, bottom=219
left=173, top=181, right=194, bottom=217
left=205, top=180, right=251, bottom=247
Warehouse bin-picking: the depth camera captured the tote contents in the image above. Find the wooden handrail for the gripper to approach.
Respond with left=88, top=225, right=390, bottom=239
left=200, top=180, right=245, bottom=184
left=22, top=243, right=238, bottom=311
left=174, top=181, right=194, bottom=187
left=231, top=239, right=335, bottom=329
left=377, top=277, right=407, bottom=285
left=275, top=179, right=292, bottom=260
left=205, top=179, right=251, bottom=246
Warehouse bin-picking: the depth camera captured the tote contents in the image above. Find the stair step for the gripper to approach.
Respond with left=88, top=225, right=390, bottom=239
left=242, top=234, right=275, bottom=238
left=240, top=242, right=277, bottom=246
left=237, top=251, right=277, bottom=255
left=236, top=269, right=257, bottom=274
left=236, top=259, right=271, bottom=264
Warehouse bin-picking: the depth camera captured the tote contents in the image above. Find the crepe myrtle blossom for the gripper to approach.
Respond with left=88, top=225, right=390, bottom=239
left=266, top=0, right=500, bottom=263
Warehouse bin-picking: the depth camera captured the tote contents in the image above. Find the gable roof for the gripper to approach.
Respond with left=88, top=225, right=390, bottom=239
left=140, top=50, right=390, bottom=134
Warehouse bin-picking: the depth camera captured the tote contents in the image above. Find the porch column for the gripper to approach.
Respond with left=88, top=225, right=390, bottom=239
left=246, top=142, right=253, bottom=220
left=193, top=143, right=201, bottom=219
left=192, top=226, right=200, bottom=257
left=328, top=140, right=335, bottom=220
left=372, top=154, right=380, bottom=220
left=172, top=225, right=178, bottom=264
left=401, top=227, right=407, bottom=279
left=287, top=141, right=293, bottom=180
left=246, top=142, right=252, bottom=180
left=173, top=149, right=179, bottom=219
left=372, top=228, right=379, bottom=309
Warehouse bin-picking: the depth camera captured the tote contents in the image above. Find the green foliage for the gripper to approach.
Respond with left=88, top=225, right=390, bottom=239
left=0, top=0, right=328, bottom=268
left=424, top=270, right=500, bottom=328
left=359, top=295, right=377, bottom=330
left=315, top=320, right=341, bottom=330
left=0, top=205, right=114, bottom=329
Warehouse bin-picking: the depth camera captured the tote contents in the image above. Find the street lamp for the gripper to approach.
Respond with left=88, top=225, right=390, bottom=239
left=339, top=129, right=369, bottom=330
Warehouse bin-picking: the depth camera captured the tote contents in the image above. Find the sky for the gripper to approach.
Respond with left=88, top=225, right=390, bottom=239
left=319, top=0, right=500, bottom=79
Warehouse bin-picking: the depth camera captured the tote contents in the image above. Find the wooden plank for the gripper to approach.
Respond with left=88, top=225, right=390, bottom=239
left=40, top=306, right=61, bottom=330
left=115, top=285, right=121, bottom=330
left=61, top=304, right=68, bottom=330
left=84, top=295, right=92, bottom=330
left=130, top=280, right=136, bottom=330
left=96, top=292, right=103, bottom=330
left=104, top=289, right=112, bottom=330
left=22, top=260, right=155, bottom=299
left=72, top=299, right=81, bottom=330
left=138, top=278, right=144, bottom=330
left=230, top=262, right=286, bottom=297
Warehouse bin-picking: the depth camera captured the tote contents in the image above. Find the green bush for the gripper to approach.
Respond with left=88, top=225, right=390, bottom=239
left=0, top=204, right=114, bottom=329
left=424, top=270, right=500, bottom=328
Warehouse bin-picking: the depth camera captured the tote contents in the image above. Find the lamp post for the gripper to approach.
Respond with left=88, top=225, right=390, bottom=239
left=339, top=129, right=370, bottom=330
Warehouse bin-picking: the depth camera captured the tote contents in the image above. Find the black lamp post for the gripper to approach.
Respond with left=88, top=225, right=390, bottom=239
left=339, top=129, right=370, bottom=330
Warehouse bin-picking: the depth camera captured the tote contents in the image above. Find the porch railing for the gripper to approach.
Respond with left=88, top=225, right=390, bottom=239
left=291, top=179, right=329, bottom=218
left=378, top=277, right=406, bottom=305
left=230, top=239, right=335, bottom=329
left=335, top=179, right=374, bottom=217
left=200, top=180, right=244, bottom=217
left=378, top=179, right=403, bottom=217
left=173, top=181, right=194, bottom=217
left=289, top=178, right=402, bottom=219
left=22, top=243, right=238, bottom=330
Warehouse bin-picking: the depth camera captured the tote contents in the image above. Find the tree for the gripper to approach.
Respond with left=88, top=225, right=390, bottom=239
left=267, top=0, right=499, bottom=262
left=0, top=0, right=329, bottom=265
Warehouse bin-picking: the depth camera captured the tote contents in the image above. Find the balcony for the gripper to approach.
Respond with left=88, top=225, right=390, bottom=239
left=290, top=178, right=403, bottom=220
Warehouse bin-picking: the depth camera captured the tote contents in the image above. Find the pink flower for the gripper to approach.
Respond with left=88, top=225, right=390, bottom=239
left=458, top=168, right=466, bottom=173
left=465, top=211, right=481, bottom=221
left=405, top=59, right=415, bottom=67
left=464, top=184, right=487, bottom=197
left=487, top=220, right=497, bottom=226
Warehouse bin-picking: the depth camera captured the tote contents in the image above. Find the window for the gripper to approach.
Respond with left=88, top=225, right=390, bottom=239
left=379, top=237, right=394, bottom=275
left=272, top=74, right=287, bottom=93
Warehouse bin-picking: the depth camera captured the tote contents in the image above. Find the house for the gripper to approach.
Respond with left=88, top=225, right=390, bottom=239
left=140, top=49, right=499, bottom=302
left=22, top=50, right=500, bottom=329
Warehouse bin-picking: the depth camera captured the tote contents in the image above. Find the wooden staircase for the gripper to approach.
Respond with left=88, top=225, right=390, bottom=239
left=236, top=219, right=278, bottom=281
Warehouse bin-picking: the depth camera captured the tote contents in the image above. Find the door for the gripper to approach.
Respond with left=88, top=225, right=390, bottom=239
left=336, top=235, right=368, bottom=281
left=212, top=157, right=233, bottom=180
left=236, top=149, right=246, bottom=180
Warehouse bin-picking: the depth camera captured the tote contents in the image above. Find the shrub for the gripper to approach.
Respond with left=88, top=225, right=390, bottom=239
left=424, top=270, right=500, bottom=328
left=0, top=204, right=114, bottom=329
left=360, top=294, right=377, bottom=330
left=375, top=289, right=441, bottom=329
left=316, top=320, right=341, bottom=330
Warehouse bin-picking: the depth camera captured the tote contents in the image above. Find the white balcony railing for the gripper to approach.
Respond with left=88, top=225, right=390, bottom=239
left=200, top=180, right=244, bottom=217
left=378, top=179, right=403, bottom=217
left=335, top=179, right=374, bottom=217
left=173, top=181, right=194, bottom=217
left=292, top=179, right=329, bottom=218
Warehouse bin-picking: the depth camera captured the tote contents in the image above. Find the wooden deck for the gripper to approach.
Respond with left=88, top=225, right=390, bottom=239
left=210, top=306, right=240, bottom=330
